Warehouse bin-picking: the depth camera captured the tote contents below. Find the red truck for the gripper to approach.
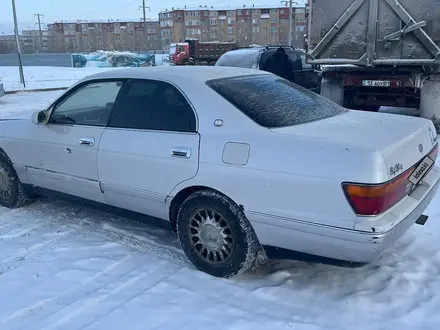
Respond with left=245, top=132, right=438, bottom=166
left=169, top=38, right=237, bottom=66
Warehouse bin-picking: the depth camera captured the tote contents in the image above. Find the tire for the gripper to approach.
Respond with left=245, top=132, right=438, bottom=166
left=177, top=189, right=260, bottom=278
left=0, top=153, right=32, bottom=209
left=208, top=60, right=216, bottom=66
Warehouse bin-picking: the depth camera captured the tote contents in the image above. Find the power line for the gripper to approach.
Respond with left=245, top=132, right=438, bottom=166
left=34, top=13, right=44, bottom=53
left=139, top=0, right=151, bottom=23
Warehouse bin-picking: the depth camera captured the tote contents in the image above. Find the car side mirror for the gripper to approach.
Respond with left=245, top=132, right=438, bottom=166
left=31, top=110, right=48, bottom=125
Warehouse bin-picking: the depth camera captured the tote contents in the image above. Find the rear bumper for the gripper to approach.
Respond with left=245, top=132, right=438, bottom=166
left=248, top=165, right=440, bottom=265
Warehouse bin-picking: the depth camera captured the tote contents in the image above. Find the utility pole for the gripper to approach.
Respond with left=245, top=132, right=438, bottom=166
left=288, top=0, right=293, bottom=46
left=281, top=0, right=298, bottom=46
left=34, top=13, right=44, bottom=53
left=139, top=0, right=150, bottom=50
left=11, top=0, right=25, bottom=87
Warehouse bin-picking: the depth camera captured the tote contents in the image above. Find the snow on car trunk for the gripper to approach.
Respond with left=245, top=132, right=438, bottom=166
left=270, top=110, right=438, bottom=182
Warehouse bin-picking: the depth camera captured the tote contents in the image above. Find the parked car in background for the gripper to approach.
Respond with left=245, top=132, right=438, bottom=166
left=215, top=46, right=322, bottom=93
left=0, top=66, right=439, bottom=279
left=0, top=79, right=4, bottom=97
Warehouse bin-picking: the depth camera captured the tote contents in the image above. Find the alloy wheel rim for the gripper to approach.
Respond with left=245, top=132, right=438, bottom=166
left=188, top=208, right=234, bottom=264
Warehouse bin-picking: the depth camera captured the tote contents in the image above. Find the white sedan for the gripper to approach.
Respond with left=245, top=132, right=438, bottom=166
left=0, top=66, right=439, bottom=278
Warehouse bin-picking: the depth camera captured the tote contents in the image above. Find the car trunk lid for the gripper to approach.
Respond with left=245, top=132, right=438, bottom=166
left=269, top=110, right=438, bottom=181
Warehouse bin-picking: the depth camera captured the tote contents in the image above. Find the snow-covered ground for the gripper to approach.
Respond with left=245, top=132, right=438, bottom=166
left=0, top=66, right=119, bottom=92
left=1, top=90, right=440, bottom=330
left=0, top=55, right=168, bottom=92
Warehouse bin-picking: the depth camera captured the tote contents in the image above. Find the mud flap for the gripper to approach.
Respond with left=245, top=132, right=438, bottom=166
left=415, top=214, right=429, bottom=226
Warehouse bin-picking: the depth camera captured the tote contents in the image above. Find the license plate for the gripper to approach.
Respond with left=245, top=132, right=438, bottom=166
left=408, top=156, right=435, bottom=185
left=362, top=80, right=391, bottom=87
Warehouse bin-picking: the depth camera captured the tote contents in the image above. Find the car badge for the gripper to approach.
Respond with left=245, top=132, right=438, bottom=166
left=419, top=144, right=424, bottom=153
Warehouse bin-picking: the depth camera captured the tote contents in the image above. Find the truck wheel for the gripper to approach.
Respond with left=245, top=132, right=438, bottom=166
left=177, top=189, right=260, bottom=278
left=208, top=60, right=216, bottom=66
left=0, top=153, right=33, bottom=209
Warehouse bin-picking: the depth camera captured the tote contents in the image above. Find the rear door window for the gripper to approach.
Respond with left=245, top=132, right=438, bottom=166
left=206, top=74, right=347, bottom=128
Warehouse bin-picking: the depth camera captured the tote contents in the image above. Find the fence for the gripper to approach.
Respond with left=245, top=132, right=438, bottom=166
left=0, top=51, right=167, bottom=67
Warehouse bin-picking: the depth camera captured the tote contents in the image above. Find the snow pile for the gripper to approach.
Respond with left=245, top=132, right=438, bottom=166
left=0, top=66, right=120, bottom=92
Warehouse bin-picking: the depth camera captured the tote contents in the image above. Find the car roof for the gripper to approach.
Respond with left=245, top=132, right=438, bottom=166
left=80, top=66, right=270, bottom=84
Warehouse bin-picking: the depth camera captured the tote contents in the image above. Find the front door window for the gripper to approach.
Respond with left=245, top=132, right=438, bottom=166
left=49, top=81, right=123, bottom=127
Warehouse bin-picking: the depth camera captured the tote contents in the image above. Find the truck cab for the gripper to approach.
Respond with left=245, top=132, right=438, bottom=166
left=169, top=42, right=190, bottom=65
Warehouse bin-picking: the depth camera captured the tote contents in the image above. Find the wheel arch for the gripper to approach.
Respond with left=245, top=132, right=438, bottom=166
left=168, top=185, right=242, bottom=232
left=0, top=146, right=12, bottom=164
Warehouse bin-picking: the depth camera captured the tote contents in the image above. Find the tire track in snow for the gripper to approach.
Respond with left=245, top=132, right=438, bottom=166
left=30, top=199, right=190, bottom=267
left=0, top=227, right=82, bottom=277
left=3, top=200, right=189, bottom=269
left=169, top=268, right=343, bottom=330
left=66, top=219, right=189, bottom=268
left=0, top=208, right=46, bottom=232
left=0, top=221, right=55, bottom=240
left=2, top=201, right=338, bottom=329
left=1, top=253, right=145, bottom=329
left=35, top=260, right=179, bottom=330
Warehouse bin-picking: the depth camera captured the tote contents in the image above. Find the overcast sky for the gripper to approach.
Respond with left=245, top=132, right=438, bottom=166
left=0, top=0, right=306, bottom=34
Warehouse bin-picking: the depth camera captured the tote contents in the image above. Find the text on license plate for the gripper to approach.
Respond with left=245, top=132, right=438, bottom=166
left=408, top=156, right=434, bottom=186
left=362, top=80, right=391, bottom=87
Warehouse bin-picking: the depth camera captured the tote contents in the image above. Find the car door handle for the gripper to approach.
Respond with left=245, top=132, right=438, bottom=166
left=171, top=147, right=191, bottom=158
left=79, top=137, right=95, bottom=147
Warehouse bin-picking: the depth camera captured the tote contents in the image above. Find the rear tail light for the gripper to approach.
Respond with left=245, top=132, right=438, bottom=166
left=343, top=143, right=438, bottom=216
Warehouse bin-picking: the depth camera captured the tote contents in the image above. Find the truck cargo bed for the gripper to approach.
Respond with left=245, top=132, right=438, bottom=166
left=308, top=0, right=440, bottom=67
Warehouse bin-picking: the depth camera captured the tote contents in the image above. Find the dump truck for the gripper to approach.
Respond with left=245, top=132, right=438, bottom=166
left=169, top=38, right=237, bottom=66
left=306, top=0, right=440, bottom=126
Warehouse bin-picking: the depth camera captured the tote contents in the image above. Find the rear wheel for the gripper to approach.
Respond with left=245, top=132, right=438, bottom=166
left=177, top=189, right=261, bottom=278
left=0, top=154, right=33, bottom=209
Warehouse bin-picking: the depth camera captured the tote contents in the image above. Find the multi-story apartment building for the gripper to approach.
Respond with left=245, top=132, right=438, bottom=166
left=46, top=19, right=161, bottom=53
left=0, top=34, right=20, bottom=53
left=21, top=29, right=55, bottom=53
left=158, top=5, right=307, bottom=50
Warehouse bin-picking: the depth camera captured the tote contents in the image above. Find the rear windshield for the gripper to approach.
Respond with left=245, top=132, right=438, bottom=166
left=215, top=49, right=259, bottom=69
left=206, top=75, right=347, bottom=128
